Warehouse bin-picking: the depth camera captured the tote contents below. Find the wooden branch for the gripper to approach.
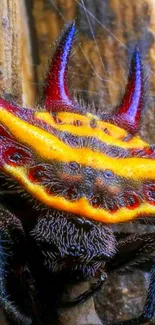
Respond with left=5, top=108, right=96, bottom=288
left=0, top=0, right=22, bottom=100
left=20, top=0, right=38, bottom=107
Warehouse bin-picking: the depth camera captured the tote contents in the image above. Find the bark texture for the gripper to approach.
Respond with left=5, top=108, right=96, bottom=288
left=0, top=0, right=155, bottom=324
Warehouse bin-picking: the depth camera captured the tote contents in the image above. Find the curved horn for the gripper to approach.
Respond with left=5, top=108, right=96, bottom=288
left=43, top=22, right=79, bottom=112
left=112, top=47, right=144, bottom=134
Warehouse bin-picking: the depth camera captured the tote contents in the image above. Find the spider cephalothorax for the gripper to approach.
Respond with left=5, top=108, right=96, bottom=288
left=0, top=23, right=155, bottom=325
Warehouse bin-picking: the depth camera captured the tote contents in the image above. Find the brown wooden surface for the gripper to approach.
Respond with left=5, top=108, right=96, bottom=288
left=0, top=0, right=155, bottom=324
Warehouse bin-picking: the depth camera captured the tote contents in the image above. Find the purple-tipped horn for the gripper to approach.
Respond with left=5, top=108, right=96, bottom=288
left=111, top=47, right=144, bottom=134
left=43, top=22, right=79, bottom=112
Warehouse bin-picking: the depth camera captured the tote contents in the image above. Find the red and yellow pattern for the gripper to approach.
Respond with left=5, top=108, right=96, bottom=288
left=0, top=24, right=154, bottom=224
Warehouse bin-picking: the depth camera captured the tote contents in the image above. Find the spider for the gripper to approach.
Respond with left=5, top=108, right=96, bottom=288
left=0, top=22, right=155, bottom=325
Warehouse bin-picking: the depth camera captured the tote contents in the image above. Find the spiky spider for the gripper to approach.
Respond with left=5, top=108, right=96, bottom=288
left=0, top=22, right=155, bottom=325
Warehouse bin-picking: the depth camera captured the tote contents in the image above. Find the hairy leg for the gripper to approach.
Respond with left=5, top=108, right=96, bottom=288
left=61, top=232, right=155, bottom=313
left=105, top=232, right=155, bottom=325
left=61, top=274, right=106, bottom=308
left=106, top=232, right=155, bottom=273
left=0, top=207, right=32, bottom=325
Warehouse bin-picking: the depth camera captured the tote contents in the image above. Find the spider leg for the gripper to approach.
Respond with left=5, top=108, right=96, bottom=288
left=62, top=232, right=155, bottom=313
left=106, top=232, right=155, bottom=273
left=0, top=206, right=32, bottom=325
left=104, top=233, right=155, bottom=325
left=61, top=274, right=106, bottom=308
